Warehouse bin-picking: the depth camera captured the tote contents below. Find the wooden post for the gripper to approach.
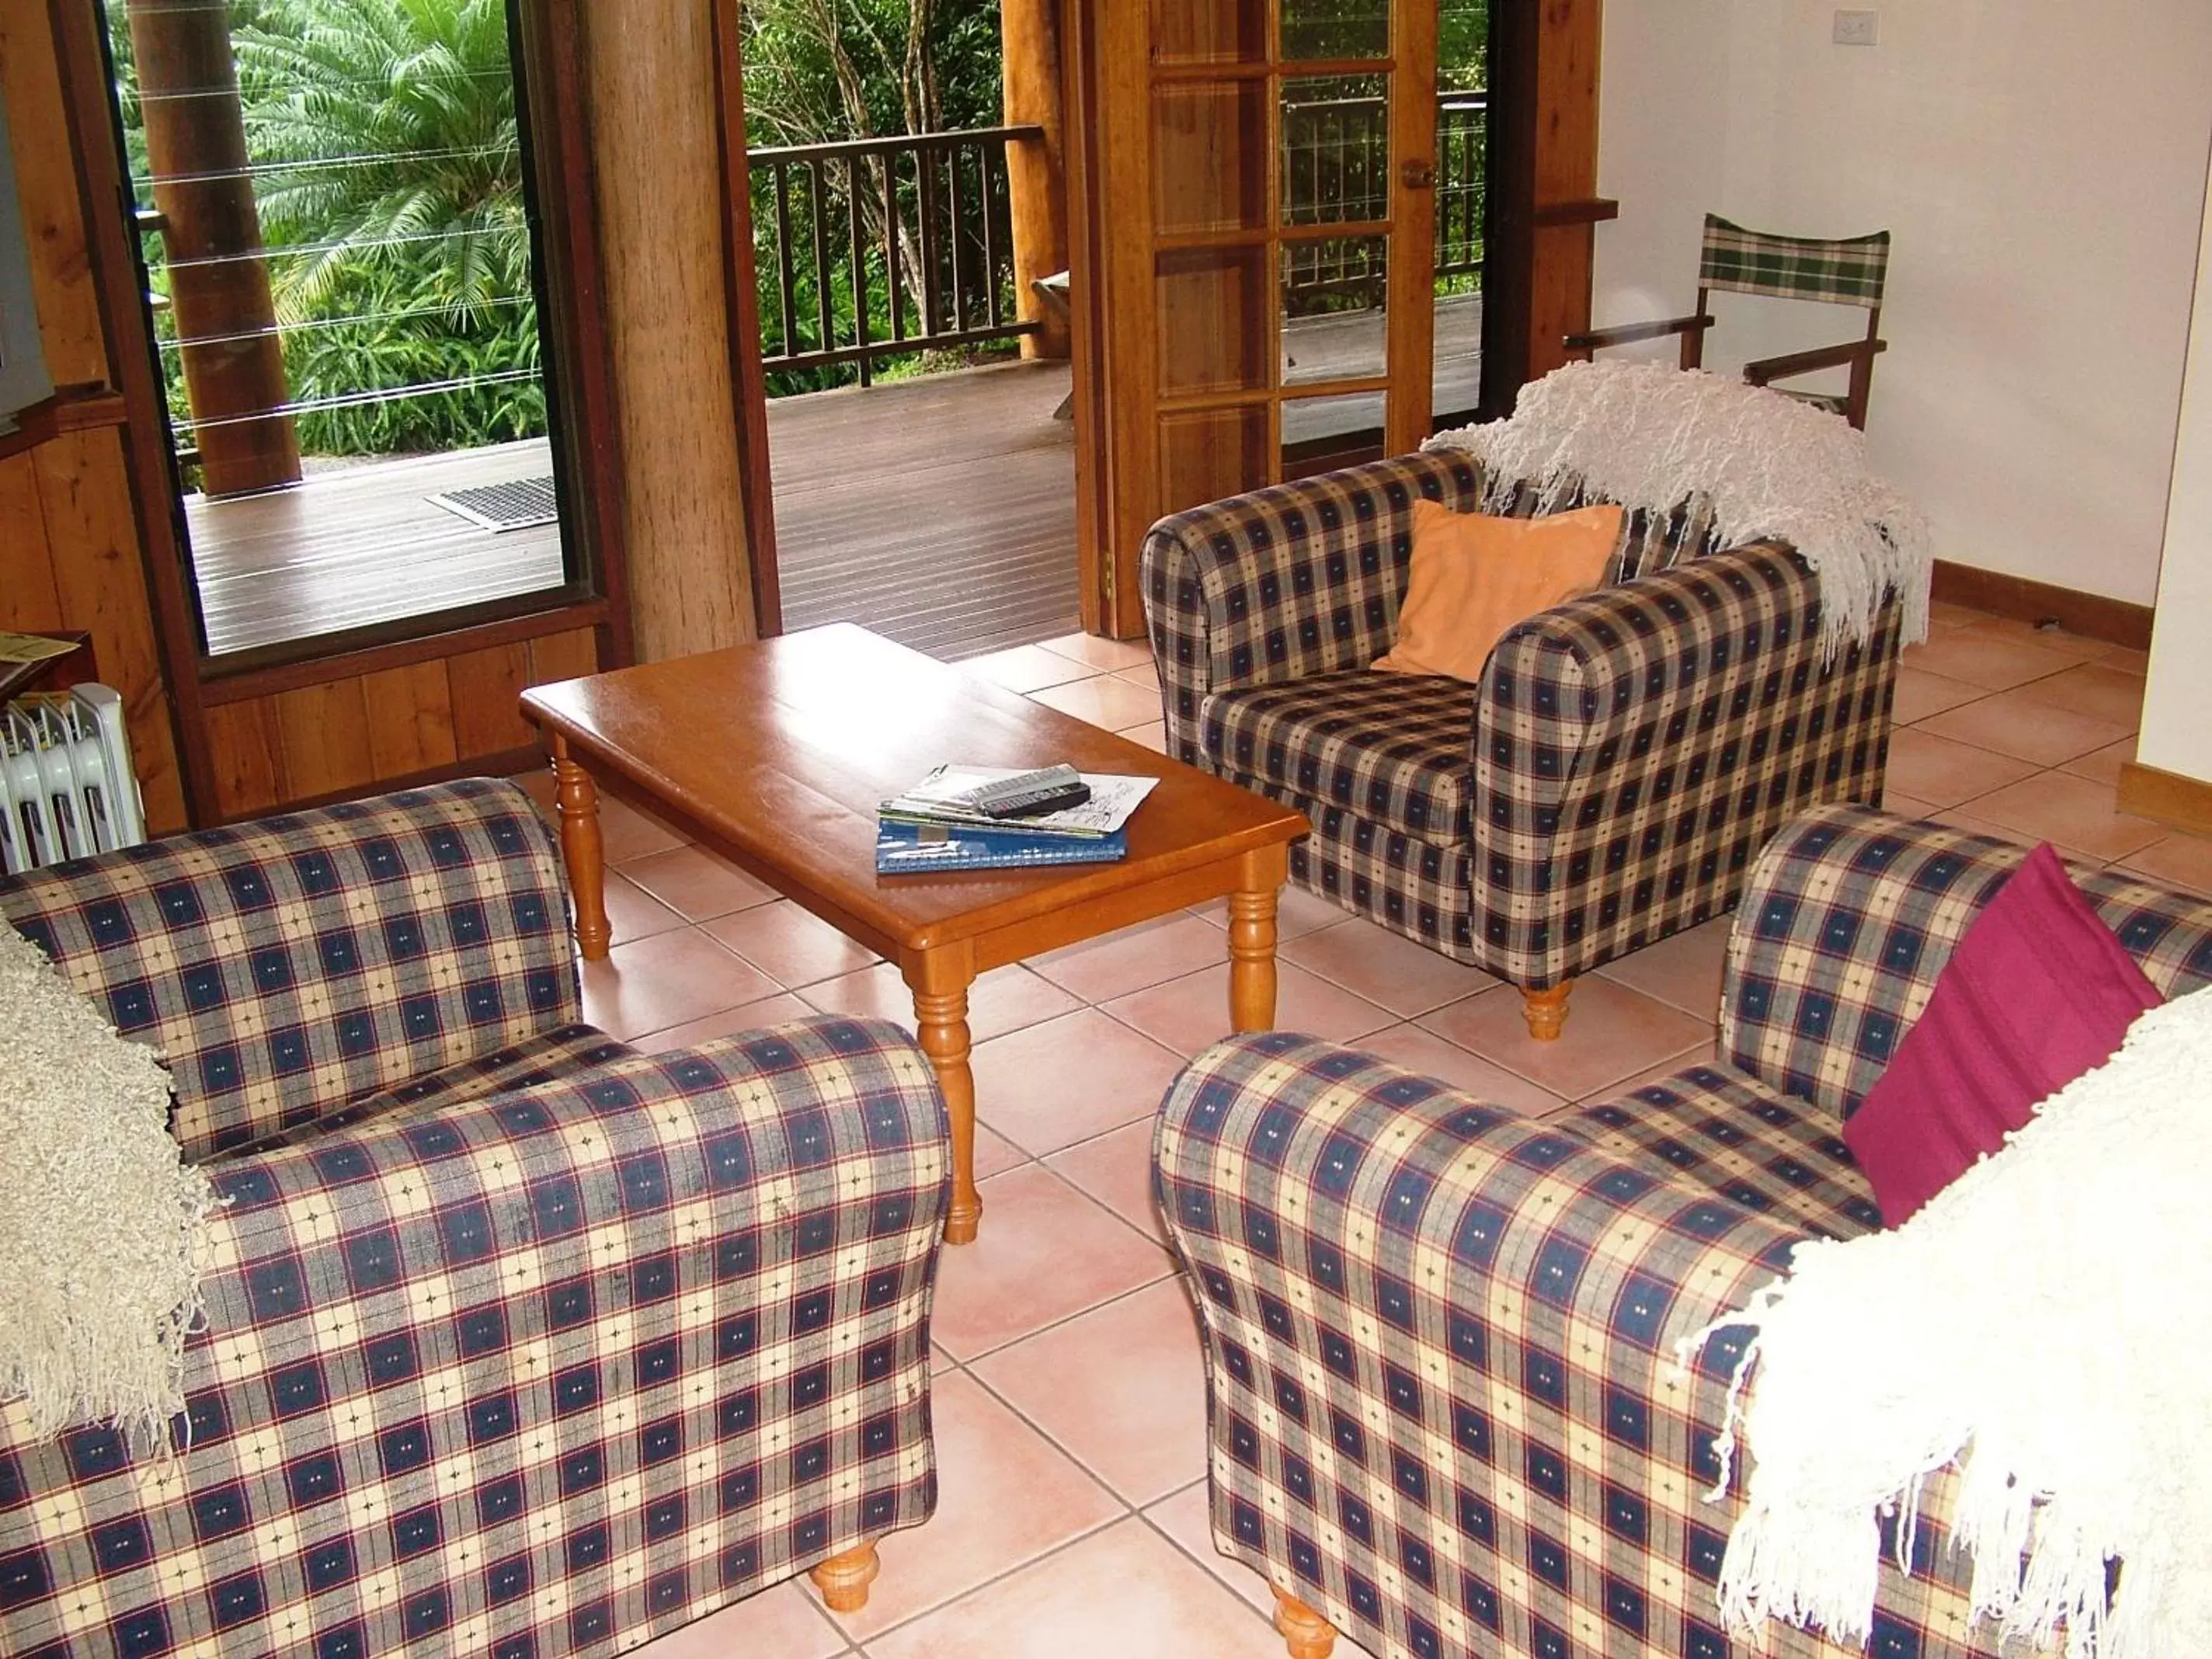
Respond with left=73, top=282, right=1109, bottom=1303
left=1001, top=0, right=1069, bottom=359
left=578, top=0, right=759, bottom=661
left=124, top=0, right=300, bottom=499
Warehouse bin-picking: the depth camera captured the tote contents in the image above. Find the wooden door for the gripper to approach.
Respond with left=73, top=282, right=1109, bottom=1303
left=1075, top=0, right=1437, bottom=635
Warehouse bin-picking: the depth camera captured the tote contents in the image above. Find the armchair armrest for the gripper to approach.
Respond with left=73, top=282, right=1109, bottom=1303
left=1741, top=336, right=1886, bottom=387
left=1139, top=450, right=1483, bottom=767
left=1564, top=312, right=1713, bottom=353
left=0, top=777, right=579, bottom=1160
left=1471, top=543, right=1901, bottom=986
left=1, top=1017, right=950, bottom=1654
left=1723, top=805, right=2212, bottom=1119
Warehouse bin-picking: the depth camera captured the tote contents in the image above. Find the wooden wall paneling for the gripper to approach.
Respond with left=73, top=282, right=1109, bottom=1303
left=362, top=660, right=460, bottom=777
left=578, top=0, right=756, bottom=663
left=1524, top=0, right=1602, bottom=382
left=0, top=3, right=107, bottom=388
left=447, top=642, right=538, bottom=757
left=273, top=679, right=376, bottom=801
left=30, top=429, right=188, bottom=829
left=201, top=698, right=286, bottom=818
left=526, top=626, right=600, bottom=687
left=0, top=454, right=66, bottom=627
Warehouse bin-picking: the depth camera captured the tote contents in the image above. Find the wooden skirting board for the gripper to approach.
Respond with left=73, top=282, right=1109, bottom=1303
left=2116, top=760, right=2212, bottom=840
left=1931, top=560, right=2155, bottom=650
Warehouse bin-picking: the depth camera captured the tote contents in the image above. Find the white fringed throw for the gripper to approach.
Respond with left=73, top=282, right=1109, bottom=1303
left=1683, top=986, right=2212, bottom=1659
left=1428, top=360, right=1931, bottom=656
left=0, top=924, right=215, bottom=1453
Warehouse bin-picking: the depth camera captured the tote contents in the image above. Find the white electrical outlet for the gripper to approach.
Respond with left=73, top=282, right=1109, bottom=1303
left=1833, top=9, right=1880, bottom=45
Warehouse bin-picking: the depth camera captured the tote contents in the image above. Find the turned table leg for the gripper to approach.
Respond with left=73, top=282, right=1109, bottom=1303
left=1229, top=846, right=1288, bottom=1032
left=1522, top=979, right=1572, bottom=1042
left=809, top=1539, right=880, bottom=1612
left=551, top=737, right=610, bottom=962
left=906, top=948, right=983, bottom=1246
left=1272, top=1585, right=1337, bottom=1659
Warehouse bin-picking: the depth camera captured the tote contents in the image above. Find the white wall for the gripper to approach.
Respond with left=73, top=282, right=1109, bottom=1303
left=2138, top=155, right=2212, bottom=785
left=1595, top=0, right=2212, bottom=606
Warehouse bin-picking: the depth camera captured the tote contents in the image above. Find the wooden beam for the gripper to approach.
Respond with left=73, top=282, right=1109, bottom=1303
left=1002, top=0, right=1070, bottom=360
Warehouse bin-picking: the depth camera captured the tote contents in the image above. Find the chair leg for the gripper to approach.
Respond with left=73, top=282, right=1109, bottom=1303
left=1272, top=1585, right=1337, bottom=1659
left=809, top=1539, right=880, bottom=1612
left=1522, top=980, right=1572, bottom=1042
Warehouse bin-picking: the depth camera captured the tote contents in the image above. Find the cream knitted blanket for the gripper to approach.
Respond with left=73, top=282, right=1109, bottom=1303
left=0, top=924, right=215, bottom=1452
left=1685, top=986, right=2212, bottom=1659
left=1428, top=360, right=1931, bottom=656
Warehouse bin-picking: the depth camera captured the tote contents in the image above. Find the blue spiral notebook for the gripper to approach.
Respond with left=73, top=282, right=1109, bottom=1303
left=875, top=820, right=1129, bottom=875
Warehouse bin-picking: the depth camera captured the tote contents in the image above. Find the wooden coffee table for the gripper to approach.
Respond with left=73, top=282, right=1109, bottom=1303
left=521, top=623, right=1308, bottom=1245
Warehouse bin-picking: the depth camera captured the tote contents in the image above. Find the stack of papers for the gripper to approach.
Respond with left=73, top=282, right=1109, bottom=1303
left=877, top=766, right=1158, bottom=873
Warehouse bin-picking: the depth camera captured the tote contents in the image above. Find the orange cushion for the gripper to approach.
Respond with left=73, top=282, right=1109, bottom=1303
left=1372, top=500, right=1624, bottom=682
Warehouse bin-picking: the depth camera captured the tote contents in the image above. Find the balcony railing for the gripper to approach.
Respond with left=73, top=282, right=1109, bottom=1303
left=1282, top=89, right=1487, bottom=308
left=748, top=125, right=1042, bottom=386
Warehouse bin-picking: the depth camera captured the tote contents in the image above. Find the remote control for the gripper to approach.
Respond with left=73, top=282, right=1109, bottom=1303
left=962, top=764, right=1094, bottom=819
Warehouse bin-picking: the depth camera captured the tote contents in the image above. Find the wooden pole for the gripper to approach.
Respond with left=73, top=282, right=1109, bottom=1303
left=1001, top=0, right=1069, bottom=360
left=123, top=0, right=300, bottom=499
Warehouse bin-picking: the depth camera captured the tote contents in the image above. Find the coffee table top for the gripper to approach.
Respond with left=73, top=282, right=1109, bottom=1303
left=522, top=623, right=1307, bottom=956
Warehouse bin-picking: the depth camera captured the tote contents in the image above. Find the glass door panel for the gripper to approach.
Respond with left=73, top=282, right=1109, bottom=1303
left=1433, top=0, right=1490, bottom=426
left=1279, top=0, right=1391, bottom=61
left=1281, top=238, right=1388, bottom=384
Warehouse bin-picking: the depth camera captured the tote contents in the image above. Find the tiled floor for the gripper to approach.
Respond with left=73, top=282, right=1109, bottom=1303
left=527, top=617, right=2207, bottom=1659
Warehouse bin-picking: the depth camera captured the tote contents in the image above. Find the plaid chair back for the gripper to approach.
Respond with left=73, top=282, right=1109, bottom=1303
left=1699, top=213, right=1890, bottom=308
left=0, top=778, right=578, bottom=1160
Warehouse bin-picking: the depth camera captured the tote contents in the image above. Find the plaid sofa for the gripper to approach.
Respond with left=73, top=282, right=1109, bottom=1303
left=1155, top=805, right=2212, bottom=1659
left=1140, top=452, right=1903, bottom=1036
left=0, top=779, right=948, bottom=1658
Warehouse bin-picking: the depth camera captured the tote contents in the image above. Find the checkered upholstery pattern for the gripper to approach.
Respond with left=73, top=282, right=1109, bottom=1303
left=1143, top=461, right=1904, bottom=992
left=1153, top=814, right=2212, bottom=1659
left=1724, top=805, right=2212, bottom=1118
left=0, top=778, right=579, bottom=1161
left=0, top=784, right=951, bottom=1658
left=1698, top=214, right=1890, bottom=308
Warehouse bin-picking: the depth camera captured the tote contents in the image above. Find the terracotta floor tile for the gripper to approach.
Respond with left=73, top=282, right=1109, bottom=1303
left=1945, top=615, right=2115, bottom=661
left=2117, top=833, right=2212, bottom=898
left=602, top=870, right=684, bottom=947
left=704, top=899, right=880, bottom=989
left=1898, top=629, right=2081, bottom=691
left=972, top=1122, right=1029, bottom=1181
left=1280, top=916, right=1501, bottom=1017
left=2009, top=661, right=2146, bottom=730
left=1139, top=1484, right=1383, bottom=1655
left=972, top=1009, right=1185, bottom=1156
left=1416, top=977, right=1713, bottom=1101
left=1592, top=916, right=1733, bottom=1021
left=1045, top=1118, right=1170, bottom=1245
left=930, top=1165, right=1173, bottom=1360
left=1889, top=666, right=1985, bottom=726
left=826, top=1371, right=1123, bottom=1642
left=600, top=792, right=688, bottom=863
left=1189, top=882, right=1357, bottom=940
left=1031, top=913, right=1233, bottom=1003
left=1880, top=791, right=1941, bottom=819
left=631, top=991, right=821, bottom=1052
left=1118, top=722, right=1169, bottom=753
left=1956, top=770, right=2165, bottom=862
left=1026, top=674, right=1163, bottom=732
left=864, top=1518, right=1284, bottom=1659
left=1348, top=1024, right=1568, bottom=1116
left=1579, top=1038, right=1722, bottom=1104
left=2100, top=645, right=2151, bottom=673
left=619, top=843, right=780, bottom=923
left=507, top=766, right=558, bottom=816
left=1915, top=687, right=2133, bottom=766
left=1880, top=727, right=2041, bottom=809
left=2059, top=736, right=2137, bottom=787
left=1112, top=662, right=1163, bottom=694
left=639, top=1580, right=847, bottom=1659
left=972, top=1278, right=1210, bottom=1506
left=1037, top=631, right=1154, bottom=672
left=579, top=928, right=782, bottom=1042
left=1105, top=960, right=1394, bottom=1059
left=1930, top=806, right=2019, bottom=843
left=959, top=643, right=1094, bottom=694
left=797, top=961, right=1083, bottom=1045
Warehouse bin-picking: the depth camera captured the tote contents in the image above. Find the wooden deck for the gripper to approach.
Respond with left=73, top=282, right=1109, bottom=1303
left=182, top=296, right=1478, bottom=661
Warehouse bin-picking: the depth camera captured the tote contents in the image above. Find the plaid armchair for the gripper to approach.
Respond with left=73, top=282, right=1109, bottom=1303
left=1141, top=451, right=1902, bottom=1042
left=0, top=779, right=948, bottom=1657
left=1155, top=805, right=2212, bottom=1659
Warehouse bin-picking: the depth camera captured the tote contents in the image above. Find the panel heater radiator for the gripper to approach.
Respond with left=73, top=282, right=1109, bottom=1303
left=1, top=683, right=146, bottom=875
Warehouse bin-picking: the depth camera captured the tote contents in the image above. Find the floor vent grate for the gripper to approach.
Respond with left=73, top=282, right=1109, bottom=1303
left=427, top=475, right=559, bottom=531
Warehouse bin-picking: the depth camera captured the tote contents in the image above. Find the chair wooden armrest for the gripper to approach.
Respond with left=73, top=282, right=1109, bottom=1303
left=1741, top=336, right=1887, bottom=385
left=1563, top=312, right=1713, bottom=352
